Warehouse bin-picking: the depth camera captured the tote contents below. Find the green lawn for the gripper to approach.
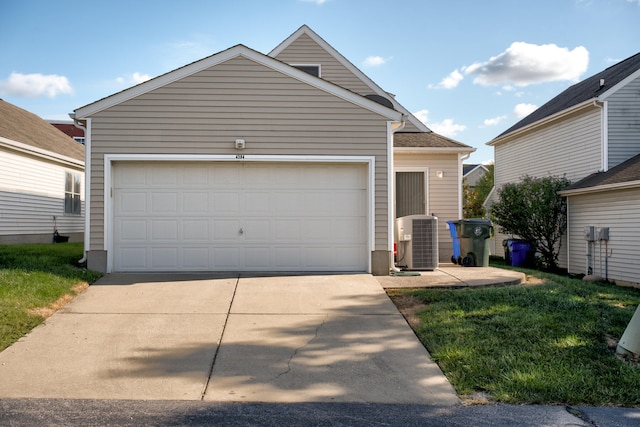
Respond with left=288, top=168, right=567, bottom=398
left=388, top=268, right=640, bottom=406
left=0, top=243, right=102, bottom=351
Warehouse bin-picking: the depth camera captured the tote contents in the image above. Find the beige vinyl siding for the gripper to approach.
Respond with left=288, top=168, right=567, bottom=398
left=88, top=55, right=390, bottom=251
left=567, top=187, right=640, bottom=285
left=607, top=76, right=640, bottom=169
left=394, top=152, right=460, bottom=262
left=0, top=147, right=84, bottom=238
left=273, top=33, right=373, bottom=96
left=494, top=107, right=602, bottom=186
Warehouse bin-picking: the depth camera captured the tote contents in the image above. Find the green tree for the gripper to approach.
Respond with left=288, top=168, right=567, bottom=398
left=474, top=163, right=494, bottom=202
left=491, top=175, right=570, bottom=271
left=463, top=164, right=494, bottom=218
left=463, top=184, right=485, bottom=218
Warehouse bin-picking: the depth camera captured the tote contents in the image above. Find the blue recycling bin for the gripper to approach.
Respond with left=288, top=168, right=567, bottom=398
left=503, top=239, right=535, bottom=267
left=446, top=220, right=461, bottom=264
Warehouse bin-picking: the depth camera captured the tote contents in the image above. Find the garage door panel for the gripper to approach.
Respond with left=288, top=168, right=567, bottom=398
left=151, top=247, right=178, bottom=269
left=151, top=220, right=178, bottom=241
left=151, top=192, right=178, bottom=214
left=117, top=192, right=147, bottom=215
left=183, top=192, right=209, bottom=213
left=182, top=247, right=210, bottom=269
left=117, top=219, right=148, bottom=241
left=213, top=193, right=240, bottom=214
left=183, top=220, right=210, bottom=241
left=214, top=220, right=241, bottom=240
left=113, top=162, right=368, bottom=272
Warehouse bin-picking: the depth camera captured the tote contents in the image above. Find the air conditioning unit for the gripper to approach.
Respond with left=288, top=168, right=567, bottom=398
left=395, top=215, right=438, bottom=270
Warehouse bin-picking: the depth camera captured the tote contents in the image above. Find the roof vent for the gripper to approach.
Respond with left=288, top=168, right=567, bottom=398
left=364, top=94, right=394, bottom=109
left=600, top=78, right=605, bottom=88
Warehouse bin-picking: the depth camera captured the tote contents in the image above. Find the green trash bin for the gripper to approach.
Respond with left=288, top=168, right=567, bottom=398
left=451, top=219, right=493, bottom=267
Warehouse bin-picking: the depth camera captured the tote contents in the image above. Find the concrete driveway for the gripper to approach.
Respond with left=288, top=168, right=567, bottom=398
left=0, top=274, right=459, bottom=405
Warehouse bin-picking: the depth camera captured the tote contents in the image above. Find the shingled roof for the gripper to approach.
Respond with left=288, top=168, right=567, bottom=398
left=0, top=99, right=84, bottom=162
left=562, top=153, right=640, bottom=193
left=494, top=52, right=640, bottom=139
left=394, top=132, right=473, bottom=150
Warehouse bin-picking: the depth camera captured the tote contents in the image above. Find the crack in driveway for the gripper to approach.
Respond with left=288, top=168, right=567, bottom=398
left=274, top=315, right=328, bottom=380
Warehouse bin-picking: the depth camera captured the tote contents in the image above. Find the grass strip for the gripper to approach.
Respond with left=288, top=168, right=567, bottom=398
left=388, top=271, right=640, bottom=406
left=0, top=243, right=102, bottom=351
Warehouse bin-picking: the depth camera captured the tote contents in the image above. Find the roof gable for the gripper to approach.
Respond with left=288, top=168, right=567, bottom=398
left=270, top=25, right=430, bottom=133
left=0, top=99, right=84, bottom=163
left=494, top=52, right=640, bottom=140
left=75, top=44, right=402, bottom=122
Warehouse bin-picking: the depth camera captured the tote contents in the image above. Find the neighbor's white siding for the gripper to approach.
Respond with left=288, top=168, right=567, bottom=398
left=394, top=152, right=460, bottom=262
left=88, top=55, right=391, bottom=252
left=607, top=76, right=640, bottom=169
left=0, top=146, right=84, bottom=241
left=567, top=187, right=640, bottom=285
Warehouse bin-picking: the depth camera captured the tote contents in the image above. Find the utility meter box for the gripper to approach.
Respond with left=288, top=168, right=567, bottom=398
left=584, top=226, right=595, bottom=241
left=597, top=227, right=609, bottom=241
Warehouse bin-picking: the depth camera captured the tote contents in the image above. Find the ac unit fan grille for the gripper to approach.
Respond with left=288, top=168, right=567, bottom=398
left=412, top=219, right=437, bottom=269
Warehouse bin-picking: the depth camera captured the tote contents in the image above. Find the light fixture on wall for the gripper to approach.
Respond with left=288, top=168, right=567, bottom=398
left=436, top=170, right=444, bottom=178
left=235, top=139, right=246, bottom=150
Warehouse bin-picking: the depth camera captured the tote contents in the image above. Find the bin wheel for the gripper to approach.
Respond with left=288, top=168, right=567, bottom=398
left=451, top=255, right=457, bottom=264
left=456, top=256, right=463, bottom=265
left=462, top=255, right=474, bottom=267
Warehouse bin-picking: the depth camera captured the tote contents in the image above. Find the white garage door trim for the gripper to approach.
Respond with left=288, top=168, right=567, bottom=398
left=103, top=154, right=375, bottom=273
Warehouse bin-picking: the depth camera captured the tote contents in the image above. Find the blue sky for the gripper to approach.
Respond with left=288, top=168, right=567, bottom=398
left=1, top=0, right=639, bottom=164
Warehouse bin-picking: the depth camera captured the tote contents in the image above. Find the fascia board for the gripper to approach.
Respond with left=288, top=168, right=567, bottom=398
left=487, top=99, right=599, bottom=147
left=0, top=136, right=84, bottom=169
left=270, top=25, right=429, bottom=132
left=559, top=180, right=640, bottom=196
left=599, top=68, right=640, bottom=101
left=76, top=45, right=402, bottom=121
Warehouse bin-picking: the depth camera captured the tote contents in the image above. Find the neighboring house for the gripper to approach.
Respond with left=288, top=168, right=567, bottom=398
left=463, top=164, right=488, bottom=190
left=0, top=100, right=85, bottom=244
left=486, top=52, right=640, bottom=285
left=73, top=25, right=473, bottom=275
left=49, top=120, right=86, bottom=145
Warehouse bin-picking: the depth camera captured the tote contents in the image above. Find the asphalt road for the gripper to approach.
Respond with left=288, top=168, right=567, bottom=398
left=2, top=399, right=640, bottom=426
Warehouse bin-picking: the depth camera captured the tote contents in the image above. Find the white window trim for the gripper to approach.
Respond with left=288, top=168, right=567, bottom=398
left=103, top=154, right=375, bottom=273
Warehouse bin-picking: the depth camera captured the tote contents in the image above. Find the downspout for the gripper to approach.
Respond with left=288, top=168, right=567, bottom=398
left=70, top=114, right=90, bottom=265
left=593, top=100, right=607, bottom=171
left=458, top=152, right=472, bottom=219
left=389, top=115, right=407, bottom=273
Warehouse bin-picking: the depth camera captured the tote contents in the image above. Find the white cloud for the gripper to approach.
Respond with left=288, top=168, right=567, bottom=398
left=414, top=110, right=466, bottom=137
left=116, top=72, right=151, bottom=86
left=413, top=109, right=430, bottom=125
left=464, top=42, right=589, bottom=87
left=429, top=119, right=467, bottom=137
left=483, top=115, right=508, bottom=127
left=430, top=69, right=464, bottom=89
left=0, top=72, right=73, bottom=98
left=300, top=0, right=327, bottom=3
left=363, top=56, right=389, bottom=67
left=514, top=103, right=538, bottom=118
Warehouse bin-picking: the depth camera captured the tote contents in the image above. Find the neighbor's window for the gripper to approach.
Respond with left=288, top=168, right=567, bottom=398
left=65, top=172, right=81, bottom=215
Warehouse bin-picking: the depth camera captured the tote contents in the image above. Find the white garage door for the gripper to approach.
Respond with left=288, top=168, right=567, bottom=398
left=112, top=162, right=368, bottom=272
